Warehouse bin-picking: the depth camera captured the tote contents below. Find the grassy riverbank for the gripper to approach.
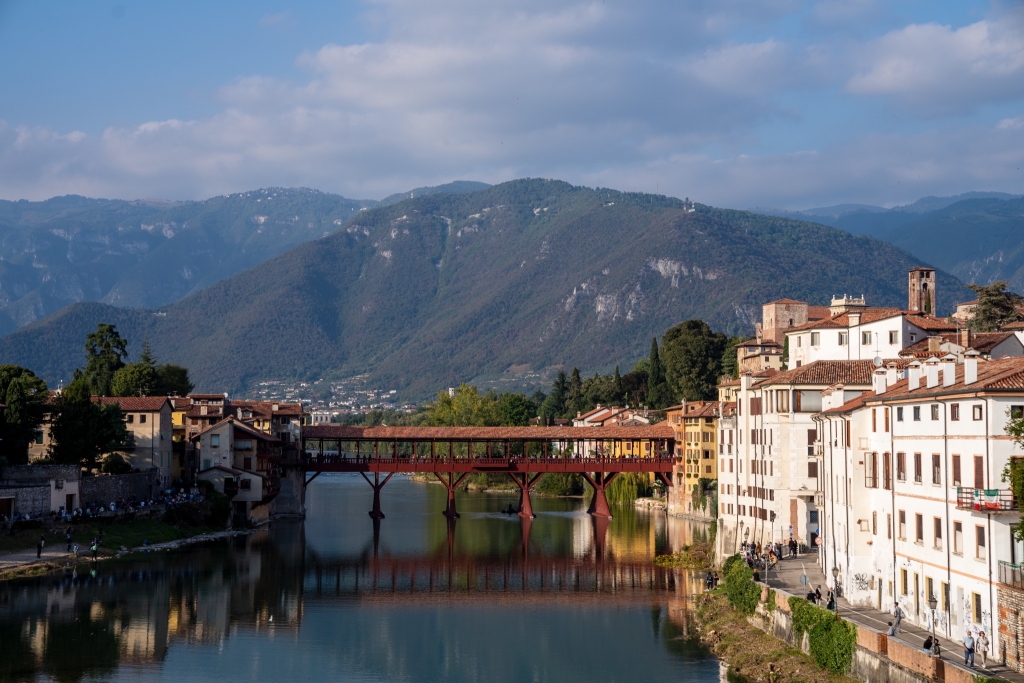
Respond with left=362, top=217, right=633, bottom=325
left=0, top=518, right=222, bottom=554
left=694, top=591, right=858, bottom=683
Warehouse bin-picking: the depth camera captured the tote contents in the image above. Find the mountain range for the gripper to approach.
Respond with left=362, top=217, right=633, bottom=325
left=0, top=179, right=967, bottom=398
left=0, top=181, right=490, bottom=336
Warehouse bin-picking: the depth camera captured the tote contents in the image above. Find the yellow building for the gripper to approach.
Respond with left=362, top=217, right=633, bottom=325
left=665, top=401, right=720, bottom=517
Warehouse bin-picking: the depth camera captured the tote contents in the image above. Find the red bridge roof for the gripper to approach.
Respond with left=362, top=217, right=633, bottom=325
left=303, top=424, right=675, bottom=440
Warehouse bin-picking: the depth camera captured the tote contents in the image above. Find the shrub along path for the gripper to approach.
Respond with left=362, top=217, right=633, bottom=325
left=763, top=554, right=1024, bottom=683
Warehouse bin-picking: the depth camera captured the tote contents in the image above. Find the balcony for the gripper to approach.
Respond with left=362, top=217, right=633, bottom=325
left=1000, top=561, right=1024, bottom=590
left=956, top=488, right=1018, bottom=513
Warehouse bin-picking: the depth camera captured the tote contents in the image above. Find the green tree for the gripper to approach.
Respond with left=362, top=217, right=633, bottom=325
left=613, top=365, right=624, bottom=403
left=47, top=382, right=128, bottom=471
left=646, top=338, right=674, bottom=409
left=967, top=281, right=1023, bottom=331
left=720, top=335, right=750, bottom=380
left=661, top=320, right=728, bottom=401
left=155, top=364, right=194, bottom=396
left=0, top=366, right=48, bottom=464
left=498, top=393, right=535, bottom=426
left=426, top=384, right=501, bottom=426
left=82, top=323, right=128, bottom=396
left=540, top=370, right=568, bottom=420
left=566, top=367, right=584, bottom=417
left=111, top=362, right=158, bottom=397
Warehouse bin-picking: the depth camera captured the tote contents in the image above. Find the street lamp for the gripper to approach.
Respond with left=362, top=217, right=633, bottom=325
left=831, top=566, right=840, bottom=617
left=744, top=526, right=750, bottom=551
left=928, top=594, right=940, bottom=655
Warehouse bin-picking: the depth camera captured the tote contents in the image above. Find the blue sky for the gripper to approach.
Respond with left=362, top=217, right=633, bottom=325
left=1, top=0, right=1023, bottom=208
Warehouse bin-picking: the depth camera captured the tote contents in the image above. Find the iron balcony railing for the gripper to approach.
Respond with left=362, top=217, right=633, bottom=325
left=1000, top=561, right=1024, bottom=590
left=956, top=488, right=1018, bottom=512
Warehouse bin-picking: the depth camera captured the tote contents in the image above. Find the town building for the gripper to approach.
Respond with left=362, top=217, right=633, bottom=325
left=193, top=417, right=283, bottom=523
left=665, top=401, right=723, bottom=518
left=93, top=396, right=174, bottom=486
left=735, top=339, right=784, bottom=373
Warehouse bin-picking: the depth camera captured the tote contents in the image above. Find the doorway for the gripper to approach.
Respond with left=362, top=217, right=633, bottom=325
left=65, top=493, right=76, bottom=511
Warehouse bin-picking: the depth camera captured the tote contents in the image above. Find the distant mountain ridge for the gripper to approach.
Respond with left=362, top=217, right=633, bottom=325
left=0, top=181, right=489, bottom=335
left=0, top=179, right=967, bottom=399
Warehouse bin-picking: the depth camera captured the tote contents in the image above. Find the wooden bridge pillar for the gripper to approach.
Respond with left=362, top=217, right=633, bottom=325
left=509, top=472, right=542, bottom=518
left=582, top=471, right=619, bottom=519
left=436, top=472, right=468, bottom=518
left=361, top=471, right=394, bottom=519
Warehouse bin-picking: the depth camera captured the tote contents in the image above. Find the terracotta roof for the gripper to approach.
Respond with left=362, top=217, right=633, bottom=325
left=898, top=332, right=1018, bottom=358
left=93, top=396, right=170, bottom=412
left=171, top=397, right=190, bottom=410
left=232, top=400, right=304, bottom=417
left=717, top=378, right=741, bottom=387
left=905, top=315, right=957, bottom=331
left=786, top=308, right=902, bottom=333
left=721, top=402, right=737, bottom=416
left=301, top=424, right=676, bottom=440
left=863, top=357, right=1024, bottom=401
left=736, top=339, right=782, bottom=349
left=190, top=416, right=281, bottom=442
left=755, top=360, right=886, bottom=388
left=682, top=401, right=720, bottom=418
left=818, top=391, right=874, bottom=415
left=807, top=306, right=832, bottom=321
left=189, top=393, right=228, bottom=401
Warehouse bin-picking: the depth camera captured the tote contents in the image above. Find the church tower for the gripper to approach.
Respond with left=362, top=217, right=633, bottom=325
left=908, top=267, right=936, bottom=315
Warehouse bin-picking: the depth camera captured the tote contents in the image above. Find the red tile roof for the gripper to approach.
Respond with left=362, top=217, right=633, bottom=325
left=93, top=396, right=170, bottom=412
left=897, top=332, right=1018, bottom=358
left=905, top=314, right=957, bottom=331
left=787, top=308, right=902, bottom=332
left=301, top=424, right=676, bottom=440
left=190, top=416, right=281, bottom=442
left=864, top=357, right=1024, bottom=401
left=755, top=360, right=892, bottom=388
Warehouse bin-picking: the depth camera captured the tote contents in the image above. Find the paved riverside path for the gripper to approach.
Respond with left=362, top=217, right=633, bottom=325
left=760, top=552, right=1024, bottom=683
left=0, top=544, right=79, bottom=571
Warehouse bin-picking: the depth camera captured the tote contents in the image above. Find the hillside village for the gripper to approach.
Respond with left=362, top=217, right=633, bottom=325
left=8, top=265, right=1024, bottom=673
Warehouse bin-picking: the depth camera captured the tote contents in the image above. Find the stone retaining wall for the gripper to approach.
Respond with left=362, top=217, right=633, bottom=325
left=80, top=472, right=159, bottom=506
left=0, top=485, right=50, bottom=518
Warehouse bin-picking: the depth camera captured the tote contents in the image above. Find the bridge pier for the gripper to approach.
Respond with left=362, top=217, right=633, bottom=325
left=360, top=471, right=394, bottom=520
left=435, top=472, right=468, bottom=518
left=582, top=472, right=619, bottom=518
left=509, top=473, right=542, bottom=518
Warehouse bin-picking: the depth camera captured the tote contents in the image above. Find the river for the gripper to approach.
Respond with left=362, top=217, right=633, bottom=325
left=0, top=474, right=722, bottom=683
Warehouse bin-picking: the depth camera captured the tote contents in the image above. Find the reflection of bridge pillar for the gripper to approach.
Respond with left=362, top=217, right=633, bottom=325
left=591, top=514, right=610, bottom=560
left=582, top=472, right=619, bottom=518
left=510, top=473, right=542, bottom=518
left=520, top=513, right=533, bottom=559
left=361, top=471, right=394, bottom=519
left=436, top=472, right=468, bottom=518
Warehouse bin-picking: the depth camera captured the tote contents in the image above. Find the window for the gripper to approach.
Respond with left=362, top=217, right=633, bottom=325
left=976, top=526, right=986, bottom=559
left=973, top=405, right=983, bottom=421
left=954, top=521, right=963, bottom=554
left=953, top=455, right=961, bottom=486
left=33, top=431, right=43, bottom=445
left=932, top=454, right=941, bottom=485
left=808, top=462, right=818, bottom=478
left=883, top=453, right=892, bottom=489
left=838, top=332, right=848, bottom=346
left=974, top=455, right=984, bottom=489
left=901, top=568, right=908, bottom=595
left=931, top=404, right=940, bottom=420
left=934, top=517, right=943, bottom=549
left=914, top=453, right=922, bottom=483
left=203, top=458, right=211, bottom=470
left=897, top=452, right=906, bottom=481
left=913, top=406, right=921, bottom=421
left=1013, top=405, right=1024, bottom=419
left=897, top=406, right=904, bottom=422
left=899, top=510, right=906, bottom=539
left=866, top=452, right=878, bottom=488
left=885, top=408, right=890, bottom=432
left=872, top=408, right=877, bottom=432
left=211, top=434, right=220, bottom=448
left=941, top=582, right=949, bottom=612
left=811, top=332, right=820, bottom=346
left=887, top=513, right=892, bottom=539
left=862, top=331, right=872, bottom=345
left=139, top=414, right=146, bottom=424
left=126, top=414, right=134, bottom=424
left=236, top=440, right=254, bottom=450
left=243, top=457, right=252, bottom=470
left=951, top=403, right=960, bottom=421
left=889, top=331, right=899, bottom=344
left=973, top=593, right=982, bottom=623
left=872, top=511, right=878, bottom=535
left=910, top=333, right=917, bottom=342
left=915, top=514, right=924, bottom=543
left=240, top=479, right=252, bottom=491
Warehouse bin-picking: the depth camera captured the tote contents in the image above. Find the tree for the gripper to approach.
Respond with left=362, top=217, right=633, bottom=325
left=111, top=362, right=158, bottom=397
left=0, top=366, right=48, bottom=464
left=426, top=384, right=501, bottom=426
left=566, top=367, right=584, bottom=417
left=967, top=281, right=1023, bottom=332
left=47, top=382, right=128, bottom=471
left=613, top=365, right=624, bottom=403
left=646, top=338, right=674, bottom=409
left=540, top=370, right=569, bottom=420
left=720, top=335, right=750, bottom=380
left=498, top=393, right=536, bottom=426
left=155, top=364, right=194, bottom=396
left=82, top=324, right=128, bottom=396
left=661, top=319, right=728, bottom=401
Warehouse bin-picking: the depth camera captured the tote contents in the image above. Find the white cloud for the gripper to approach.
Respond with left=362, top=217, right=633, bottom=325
left=846, top=17, right=1024, bottom=114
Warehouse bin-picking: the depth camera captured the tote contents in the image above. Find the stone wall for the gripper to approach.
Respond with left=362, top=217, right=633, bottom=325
left=0, top=485, right=50, bottom=518
left=80, top=471, right=159, bottom=506
left=2, top=464, right=80, bottom=485
left=998, top=583, right=1024, bottom=673
left=268, top=466, right=305, bottom=517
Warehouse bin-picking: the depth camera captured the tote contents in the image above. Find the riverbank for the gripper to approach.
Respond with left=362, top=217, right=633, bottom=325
left=694, top=591, right=858, bottom=683
left=0, top=519, right=245, bottom=581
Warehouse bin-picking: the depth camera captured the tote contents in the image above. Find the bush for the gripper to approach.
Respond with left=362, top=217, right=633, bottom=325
left=722, top=552, right=743, bottom=575
left=101, top=453, right=132, bottom=475
left=788, top=596, right=857, bottom=674
left=724, top=558, right=761, bottom=614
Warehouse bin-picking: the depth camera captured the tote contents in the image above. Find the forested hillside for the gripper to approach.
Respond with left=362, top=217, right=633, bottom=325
left=0, top=179, right=967, bottom=398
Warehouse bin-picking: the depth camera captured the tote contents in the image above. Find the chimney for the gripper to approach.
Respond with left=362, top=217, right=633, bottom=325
left=964, top=351, right=979, bottom=385
left=942, top=356, right=956, bottom=386
left=873, top=369, right=887, bottom=395
left=925, top=358, right=940, bottom=388
left=959, top=328, right=971, bottom=349
left=849, top=312, right=861, bottom=328
left=928, top=336, right=942, bottom=353
left=907, top=361, right=922, bottom=391
left=886, top=363, right=900, bottom=387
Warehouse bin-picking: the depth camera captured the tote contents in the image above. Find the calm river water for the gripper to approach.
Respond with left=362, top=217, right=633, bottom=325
left=0, top=475, right=722, bottom=683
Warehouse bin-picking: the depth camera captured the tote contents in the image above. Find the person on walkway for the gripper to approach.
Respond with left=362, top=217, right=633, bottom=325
left=66, top=533, right=72, bottom=552
left=806, top=588, right=817, bottom=603
left=923, top=635, right=934, bottom=652
left=36, top=539, right=42, bottom=558
left=886, top=621, right=896, bottom=636
left=814, top=586, right=822, bottom=604
left=712, top=571, right=719, bottom=587
left=977, top=631, right=989, bottom=668
left=892, top=602, right=904, bottom=634
left=826, top=590, right=836, bottom=611
left=789, top=539, right=797, bottom=557
left=964, top=632, right=975, bottom=668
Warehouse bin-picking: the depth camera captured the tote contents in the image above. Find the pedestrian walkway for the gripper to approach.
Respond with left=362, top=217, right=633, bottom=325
left=0, top=545, right=80, bottom=571
left=761, top=553, right=1024, bottom=683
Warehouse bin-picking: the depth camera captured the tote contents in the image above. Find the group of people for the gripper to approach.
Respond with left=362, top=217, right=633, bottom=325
left=804, top=585, right=837, bottom=611
left=884, top=601, right=991, bottom=670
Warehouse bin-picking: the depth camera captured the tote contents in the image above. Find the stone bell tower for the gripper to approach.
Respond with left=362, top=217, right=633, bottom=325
left=908, top=267, right=936, bottom=315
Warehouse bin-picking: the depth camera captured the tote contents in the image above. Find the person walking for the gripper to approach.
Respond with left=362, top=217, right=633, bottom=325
left=977, top=631, right=989, bottom=668
left=963, top=632, right=976, bottom=668
left=893, top=602, right=904, bottom=634
left=36, top=539, right=42, bottom=559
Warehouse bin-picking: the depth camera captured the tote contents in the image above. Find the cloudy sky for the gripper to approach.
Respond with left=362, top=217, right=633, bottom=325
left=2, top=0, right=1023, bottom=208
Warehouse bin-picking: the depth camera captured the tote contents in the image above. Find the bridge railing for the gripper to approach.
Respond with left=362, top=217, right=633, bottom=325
left=302, top=454, right=677, bottom=466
